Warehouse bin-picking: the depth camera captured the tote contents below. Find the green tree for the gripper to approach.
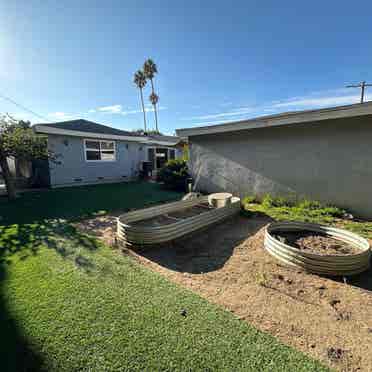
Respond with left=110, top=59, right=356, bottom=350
left=132, top=128, right=163, bottom=136
left=133, top=70, right=148, bottom=133
left=143, top=59, right=159, bottom=132
left=0, top=115, right=53, bottom=200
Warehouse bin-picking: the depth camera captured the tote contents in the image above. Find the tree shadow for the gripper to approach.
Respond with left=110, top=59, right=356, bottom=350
left=0, top=262, right=44, bottom=371
left=131, top=213, right=272, bottom=274
left=0, top=219, right=104, bottom=370
left=0, top=220, right=101, bottom=272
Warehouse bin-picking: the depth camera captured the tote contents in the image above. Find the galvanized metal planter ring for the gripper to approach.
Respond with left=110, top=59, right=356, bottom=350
left=264, top=221, right=371, bottom=276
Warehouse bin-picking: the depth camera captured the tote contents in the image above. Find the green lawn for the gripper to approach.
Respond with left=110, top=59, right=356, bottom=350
left=0, top=181, right=183, bottom=225
left=0, top=183, right=328, bottom=371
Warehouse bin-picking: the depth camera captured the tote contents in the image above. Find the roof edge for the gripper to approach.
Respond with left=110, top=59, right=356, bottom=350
left=176, top=102, right=372, bottom=137
left=34, top=124, right=180, bottom=146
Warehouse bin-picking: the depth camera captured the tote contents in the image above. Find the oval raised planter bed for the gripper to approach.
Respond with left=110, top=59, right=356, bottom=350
left=117, top=195, right=241, bottom=246
left=264, top=221, right=371, bottom=276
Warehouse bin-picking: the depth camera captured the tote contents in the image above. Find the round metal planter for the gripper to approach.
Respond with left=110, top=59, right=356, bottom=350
left=264, top=221, right=371, bottom=276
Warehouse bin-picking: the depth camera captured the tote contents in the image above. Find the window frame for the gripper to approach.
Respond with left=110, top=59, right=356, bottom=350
left=84, top=139, right=116, bottom=162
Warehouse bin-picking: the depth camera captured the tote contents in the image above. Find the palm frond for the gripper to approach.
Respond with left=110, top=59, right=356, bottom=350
left=143, top=59, right=158, bottom=79
left=149, top=92, right=159, bottom=105
left=133, top=70, right=147, bottom=88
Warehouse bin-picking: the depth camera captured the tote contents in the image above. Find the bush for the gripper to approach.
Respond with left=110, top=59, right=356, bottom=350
left=242, top=195, right=256, bottom=205
left=297, top=199, right=322, bottom=210
left=242, top=192, right=346, bottom=224
left=261, top=194, right=293, bottom=208
left=157, top=159, right=189, bottom=191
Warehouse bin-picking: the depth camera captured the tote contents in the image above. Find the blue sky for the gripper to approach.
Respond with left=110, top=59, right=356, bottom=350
left=1, top=0, right=372, bottom=134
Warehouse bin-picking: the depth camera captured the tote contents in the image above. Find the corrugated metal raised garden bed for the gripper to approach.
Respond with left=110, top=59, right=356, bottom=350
left=264, top=221, right=371, bottom=276
left=117, top=194, right=241, bottom=246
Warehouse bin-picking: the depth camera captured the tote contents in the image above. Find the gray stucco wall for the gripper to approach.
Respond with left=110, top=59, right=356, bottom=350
left=188, top=115, right=372, bottom=218
left=47, top=135, right=146, bottom=187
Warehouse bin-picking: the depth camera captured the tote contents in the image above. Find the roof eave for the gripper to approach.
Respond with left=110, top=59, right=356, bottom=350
left=34, top=125, right=181, bottom=146
left=34, top=124, right=146, bottom=142
left=176, top=102, right=372, bottom=137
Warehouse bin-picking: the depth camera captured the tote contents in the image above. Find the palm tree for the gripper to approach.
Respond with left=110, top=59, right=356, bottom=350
left=143, top=59, right=159, bottom=133
left=133, top=70, right=148, bottom=133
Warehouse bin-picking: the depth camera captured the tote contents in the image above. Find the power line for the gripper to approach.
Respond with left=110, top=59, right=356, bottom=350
left=346, top=81, right=372, bottom=104
left=0, top=92, right=49, bottom=121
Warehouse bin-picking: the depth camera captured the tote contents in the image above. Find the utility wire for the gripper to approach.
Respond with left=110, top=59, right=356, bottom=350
left=0, top=92, right=49, bottom=121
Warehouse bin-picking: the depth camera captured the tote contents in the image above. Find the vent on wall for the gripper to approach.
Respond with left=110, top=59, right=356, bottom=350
left=97, top=177, right=105, bottom=180
left=74, top=178, right=83, bottom=182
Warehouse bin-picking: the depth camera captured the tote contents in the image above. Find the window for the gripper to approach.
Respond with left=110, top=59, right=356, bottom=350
left=84, top=140, right=116, bottom=161
left=147, top=147, right=177, bottom=169
left=155, top=148, right=168, bottom=169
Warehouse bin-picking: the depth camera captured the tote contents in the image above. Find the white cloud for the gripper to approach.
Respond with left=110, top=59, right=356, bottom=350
left=193, top=119, right=235, bottom=126
left=182, top=88, right=372, bottom=127
left=272, top=95, right=360, bottom=109
left=89, top=104, right=167, bottom=116
left=48, top=112, right=75, bottom=120
left=188, top=107, right=255, bottom=121
left=97, top=104, right=123, bottom=114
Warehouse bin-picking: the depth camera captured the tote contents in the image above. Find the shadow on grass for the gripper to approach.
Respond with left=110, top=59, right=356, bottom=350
left=0, top=220, right=101, bottom=272
left=0, top=220, right=104, bottom=370
left=0, top=264, right=45, bottom=371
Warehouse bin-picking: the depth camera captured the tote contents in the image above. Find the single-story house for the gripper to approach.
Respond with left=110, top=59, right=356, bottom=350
left=176, top=102, right=372, bottom=218
left=33, top=119, right=184, bottom=188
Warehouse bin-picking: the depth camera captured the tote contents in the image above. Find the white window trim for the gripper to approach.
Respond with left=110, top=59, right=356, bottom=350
left=84, top=139, right=116, bottom=162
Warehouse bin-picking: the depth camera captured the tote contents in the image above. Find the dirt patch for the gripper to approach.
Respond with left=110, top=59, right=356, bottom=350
left=131, top=203, right=213, bottom=227
left=76, top=214, right=372, bottom=372
left=274, top=231, right=361, bottom=255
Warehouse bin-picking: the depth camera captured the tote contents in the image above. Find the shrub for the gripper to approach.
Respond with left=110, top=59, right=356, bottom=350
left=242, top=192, right=346, bottom=224
left=297, top=199, right=322, bottom=210
left=262, top=194, right=293, bottom=208
left=242, top=195, right=256, bottom=205
left=157, top=159, right=189, bottom=191
left=261, top=194, right=274, bottom=208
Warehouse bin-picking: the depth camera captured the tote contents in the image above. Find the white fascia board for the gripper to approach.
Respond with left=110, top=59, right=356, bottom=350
left=34, top=125, right=146, bottom=142
left=145, top=141, right=179, bottom=146
left=176, top=102, right=372, bottom=137
left=34, top=125, right=181, bottom=146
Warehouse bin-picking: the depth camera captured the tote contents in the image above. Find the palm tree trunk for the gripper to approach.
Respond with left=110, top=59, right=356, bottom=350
left=0, top=151, right=17, bottom=200
left=140, top=88, right=147, bottom=133
left=150, top=79, right=159, bottom=133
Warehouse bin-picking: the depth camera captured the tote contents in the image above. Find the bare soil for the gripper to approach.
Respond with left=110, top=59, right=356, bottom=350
left=131, top=203, right=213, bottom=227
left=76, top=214, right=372, bottom=372
left=274, top=231, right=361, bottom=255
